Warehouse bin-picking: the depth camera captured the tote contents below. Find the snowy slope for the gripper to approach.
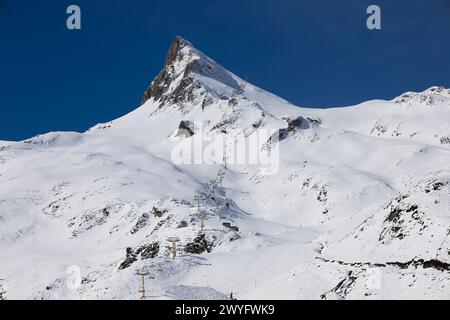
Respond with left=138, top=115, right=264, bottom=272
left=0, top=36, right=449, bottom=300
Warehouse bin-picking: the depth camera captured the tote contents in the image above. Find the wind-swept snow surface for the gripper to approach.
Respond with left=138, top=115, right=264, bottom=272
left=0, top=37, right=449, bottom=300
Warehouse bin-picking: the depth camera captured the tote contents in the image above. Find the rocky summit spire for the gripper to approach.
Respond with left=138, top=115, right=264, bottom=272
left=164, top=36, right=193, bottom=67
left=140, top=36, right=240, bottom=106
left=140, top=36, right=192, bottom=105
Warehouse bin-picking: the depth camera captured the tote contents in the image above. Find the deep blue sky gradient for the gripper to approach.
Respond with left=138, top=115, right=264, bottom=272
left=1, top=0, right=450, bottom=140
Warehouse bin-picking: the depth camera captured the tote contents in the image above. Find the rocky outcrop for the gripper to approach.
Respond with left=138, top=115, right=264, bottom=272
left=320, top=271, right=357, bottom=300
left=176, top=120, right=195, bottom=137
left=184, top=234, right=212, bottom=254
left=151, top=206, right=168, bottom=218
left=317, top=257, right=450, bottom=272
left=137, top=242, right=160, bottom=260
left=0, top=280, right=6, bottom=300
left=379, top=194, right=427, bottom=244
left=266, top=116, right=311, bottom=145
left=286, top=116, right=309, bottom=131
left=141, top=36, right=188, bottom=104
left=118, top=247, right=138, bottom=270
left=440, top=136, right=450, bottom=145
left=394, top=86, right=450, bottom=107
left=118, top=242, right=160, bottom=270
left=424, top=180, right=446, bottom=193
left=141, top=36, right=240, bottom=106
left=130, top=212, right=150, bottom=234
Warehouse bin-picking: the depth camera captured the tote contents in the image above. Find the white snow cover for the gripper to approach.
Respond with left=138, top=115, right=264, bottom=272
left=0, top=37, right=449, bottom=300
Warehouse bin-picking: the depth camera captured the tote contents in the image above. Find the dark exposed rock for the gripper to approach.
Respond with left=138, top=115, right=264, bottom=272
left=170, top=198, right=191, bottom=206
left=141, top=36, right=188, bottom=104
left=167, top=76, right=199, bottom=105
left=130, top=212, right=150, bottom=234
left=276, top=128, right=289, bottom=141
left=0, top=283, right=5, bottom=300
left=211, top=116, right=239, bottom=131
left=286, top=116, right=309, bottom=131
left=150, top=215, right=172, bottom=235
left=424, top=181, right=445, bottom=193
left=252, top=119, right=262, bottom=129
left=394, top=87, right=448, bottom=107
left=320, top=271, right=357, bottom=300
left=202, top=96, right=214, bottom=110
left=118, top=247, right=137, bottom=270
left=136, top=242, right=160, bottom=260
left=151, top=206, right=168, bottom=218
left=307, top=117, right=322, bottom=126
left=118, top=242, right=160, bottom=270
left=379, top=194, right=427, bottom=244
left=319, top=256, right=450, bottom=299
left=317, top=185, right=329, bottom=203
left=101, top=208, right=110, bottom=218
left=228, top=97, right=239, bottom=107
left=440, top=136, right=450, bottom=145
left=266, top=116, right=310, bottom=145
left=81, top=277, right=95, bottom=285
left=141, top=36, right=239, bottom=106
left=71, top=206, right=114, bottom=237
left=386, top=259, right=450, bottom=271
left=385, top=206, right=402, bottom=223
left=184, top=234, right=212, bottom=254
left=176, top=120, right=195, bottom=137
left=318, top=257, right=450, bottom=272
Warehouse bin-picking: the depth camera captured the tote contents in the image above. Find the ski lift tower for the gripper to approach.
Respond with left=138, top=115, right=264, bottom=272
left=217, top=170, right=225, bottom=187
left=167, top=237, right=180, bottom=260
left=211, top=180, right=220, bottom=208
left=223, top=137, right=228, bottom=169
left=199, top=209, right=208, bottom=233
left=136, top=268, right=154, bottom=300
left=194, top=195, right=206, bottom=214
left=209, top=180, right=218, bottom=199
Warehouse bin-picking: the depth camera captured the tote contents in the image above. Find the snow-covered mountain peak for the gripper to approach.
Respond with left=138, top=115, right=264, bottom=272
left=89, top=37, right=301, bottom=137
left=141, top=36, right=241, bottom=106
left=393, top=86, right=450, bottom=107
left=2, top=37, right=449, bottom=300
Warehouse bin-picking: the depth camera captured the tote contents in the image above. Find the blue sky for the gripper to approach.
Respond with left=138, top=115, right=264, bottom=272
left=1, top=0, right=449, bottom=141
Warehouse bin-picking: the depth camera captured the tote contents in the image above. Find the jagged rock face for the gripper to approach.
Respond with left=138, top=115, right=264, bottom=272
left=141, top=36, right=240, bottom=106
left=141, top=36, right=187, bottom=104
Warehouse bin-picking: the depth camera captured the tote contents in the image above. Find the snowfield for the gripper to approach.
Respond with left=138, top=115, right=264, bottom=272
left=0, top=37, right=449, bottom=300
